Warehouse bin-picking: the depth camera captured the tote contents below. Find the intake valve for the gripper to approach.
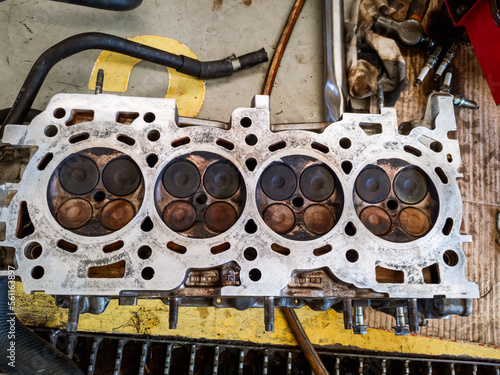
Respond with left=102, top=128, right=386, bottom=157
left=300, top=166, right=335, bottom=202
left=102, top=158, right=141, bottom=196
left=204, top=162, right=240, bottom=199
left=394, top=168, right=428, bottom=204
left=100, top=199, right=136, bottom=230
left=261, top=164, right=296, bottom=201
left=56, top=198, right=93, bottom=229
left=162, top=161, right=200, bottom=198
left=355, top=167, right=391, bottom=203
left=59, top=155, right=99, bottom=195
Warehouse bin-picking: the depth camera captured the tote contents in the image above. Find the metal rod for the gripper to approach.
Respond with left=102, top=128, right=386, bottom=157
left=324, top=0, right=348, bottom=121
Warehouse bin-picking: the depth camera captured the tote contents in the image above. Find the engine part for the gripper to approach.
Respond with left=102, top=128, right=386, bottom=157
left=0, top=89, right=478, bottom=333
left=434, top=42, right=458, bottom=81
left=414, top=46, right=442, bottom=87
left=324, top=0, right=348, bottom=121
left=440, top=72, right=479, bottom=109
left=50, top=0, right=143, bottom=11
left=372, top=14, right=436, bottom=50
left=1, top=33, right=268, bottom=131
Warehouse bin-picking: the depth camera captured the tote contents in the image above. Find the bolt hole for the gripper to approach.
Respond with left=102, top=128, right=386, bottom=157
left=339, top=137, right=352, bottom=149
left=249, top=268, right=261, bottom=281
left=25, top=242, right=42, bottom=260
left=245, top=134, right=258, bottom=146
left=246, top=158, right=257, bottom=171
left=141, top=267, right=155, bottom=280
left=44, top=125, right=58, bottom=137
left=92, top=190, right=106, bottom=202
left=292, top=196, right=304, bottom=208
left=430, top=141, right=443, bottom=153
left=346, top=249, right=359, bottom=263
left=146, top=154, right=158, bottom=168
left=244, top=247, right=257, bottom=261
left=141, top=217, right=154, bottom=232
left=31, top=266, right=44, bottom=279
left=138, top=245, right=152, bottom=260
left=387, top=200, right=398, bottom=210
left=443, top=250, right=459, bottom=266
left=147, top=129, right=160, bottom=142
left=143, top=112, right=156, bottom=123
left=195, top=193, right=208, bottom=205
left=53, top=108, right=66, bottom=119
left=345, top=222, right=357, bottom=236
left=240, top=117, right=252, bottom=128
left=245, top=219, right=257, bottom=234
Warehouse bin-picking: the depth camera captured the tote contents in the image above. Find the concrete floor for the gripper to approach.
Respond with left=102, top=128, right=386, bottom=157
left=0, top=0, right=325, bottom=124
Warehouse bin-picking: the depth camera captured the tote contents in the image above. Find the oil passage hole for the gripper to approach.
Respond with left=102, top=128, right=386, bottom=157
left=117, top=134, right=136, bottom=146
left=447, top=154, right=453, bottom=162
left=31, top=266, right=44, bottom=279
left=146, top=154, right=158, bottom=168
left=141, top=217, right=154, bottom=232
left=138, top=245, right=152, bottom=259
left=292, top=197, right=304, bottom=208
left=102, top=241, right=124, bottom=253
left=443, top=250, right=459, bottom=266
left=195, top=193, right=208, bottom=205
left=341, top=161, right=352, bottom=174
left=171, top=137, right=190, bottom=148
left=53, top=108, right=66, bottom=119
left=216, top=139, right=234, bottom=150
left=25, top=242, right=42, bottom=260
left=249, top=268, right=261, bottom=281
left=442, top=218, right=453, bottom=235
left=44, top=125, right=58, bottom=137
left=244, top=247, right=257, bottom=261
left=245, top=219, right=257, bottom=234
left=92, top=190, right=106, bottom=202
left=345, top=222, right=356, bottom=236
left=387, top=200, right=398, bottom=210
left=430, top=141, right=443, bottom=153
left=339, top=137, right=352, bottom=149
left=269, top=141, right=286, bottom=152
left=240, top=117, right=252, bottom=127
left=311, top=142, right=329, bottom=154
left=210, top=242, right=231, bottom=255
left=245, top=134, right=258, bottom=146
left=57, top=239, right=77, bottom=253
left=37, top=153, right=53, bottom=171
left=245, top=158, right=257, bottom=171
left=147, top=129, right=160, bottom=142
left=345, top=249, right=359, bottom=263
left=141, top=267, right=155, bottom=280
left=143, top=112, right=156, bottom=123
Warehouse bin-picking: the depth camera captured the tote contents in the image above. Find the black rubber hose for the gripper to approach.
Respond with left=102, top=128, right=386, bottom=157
left=0, top=109, right=41, bottom=125
left=50, top=0, right=142, bottom=10
left=2, top=32, right=268, bottom=131
left=0, top=278, right=84, bottom=374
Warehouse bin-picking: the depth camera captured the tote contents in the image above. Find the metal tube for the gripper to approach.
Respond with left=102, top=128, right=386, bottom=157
left=67, top=295, right=81, bottom=333
left=324, top=0, right=348, bottom=122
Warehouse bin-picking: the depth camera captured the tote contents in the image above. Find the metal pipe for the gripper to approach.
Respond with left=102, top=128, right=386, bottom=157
left=50, top=0, right=142, bottom=10
left=2, top=33, right=267, bottom=131
left=324, top=0, right=348, bottom=122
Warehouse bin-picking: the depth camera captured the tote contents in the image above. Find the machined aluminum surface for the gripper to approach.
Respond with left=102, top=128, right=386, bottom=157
left=0, top=92, right=478, bottom=299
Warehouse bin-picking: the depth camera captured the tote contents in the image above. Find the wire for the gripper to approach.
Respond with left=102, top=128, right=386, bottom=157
left=261, top=0, right=306, bottom=96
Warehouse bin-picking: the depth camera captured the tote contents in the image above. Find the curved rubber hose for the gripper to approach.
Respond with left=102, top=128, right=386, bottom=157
left=2, top=33, right=267, bottom=130
left=0, top=278, right=84, bottom=374
left=50, top=0, right=142, bottom=11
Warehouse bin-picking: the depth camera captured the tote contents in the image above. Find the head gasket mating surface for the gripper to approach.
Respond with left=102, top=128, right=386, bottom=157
left=0, top=93, right=478, bottom=326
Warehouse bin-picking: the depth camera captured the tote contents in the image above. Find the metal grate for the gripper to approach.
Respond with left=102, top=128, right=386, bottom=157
left=34, top=328, right=500, bottom=375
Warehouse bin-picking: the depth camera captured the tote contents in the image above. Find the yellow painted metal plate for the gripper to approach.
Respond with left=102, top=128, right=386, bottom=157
left=14, top=283, right=500, bottom=360
left=88, top=35, right=205, bottom=117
